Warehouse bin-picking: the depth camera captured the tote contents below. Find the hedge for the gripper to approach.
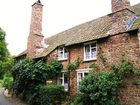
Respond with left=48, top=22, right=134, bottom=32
left=29, top=84, right=65, bottom=105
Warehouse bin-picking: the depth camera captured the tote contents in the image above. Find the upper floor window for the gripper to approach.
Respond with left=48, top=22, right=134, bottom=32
left=58, top=47, right=68, bottom=60
left=84, top=42, right=97, bottom=61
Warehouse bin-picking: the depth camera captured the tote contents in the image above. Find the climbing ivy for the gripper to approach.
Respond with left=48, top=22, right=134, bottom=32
left=72, top=60, right=140, bottom=105
left=67, top=57, right=81, bottom=71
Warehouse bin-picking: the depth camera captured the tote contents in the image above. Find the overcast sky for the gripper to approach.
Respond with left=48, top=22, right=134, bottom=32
left=0, top=0, right=139, bottom=55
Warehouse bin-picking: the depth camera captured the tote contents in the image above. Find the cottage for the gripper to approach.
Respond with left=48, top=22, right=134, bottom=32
left=16, top=0, right=140, bottom=104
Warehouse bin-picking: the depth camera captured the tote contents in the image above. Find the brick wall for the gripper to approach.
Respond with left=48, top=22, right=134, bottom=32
left=109, top=9, right=135, bottom=35
left=27, top=1, right=44, bottom=58
left=68, top=31, right=140, bottom=103
left=47, top=30, right=140, bottom=104
left=27, top=34, right=43, bottom=58
left=118, top=76, right=140, bottom=105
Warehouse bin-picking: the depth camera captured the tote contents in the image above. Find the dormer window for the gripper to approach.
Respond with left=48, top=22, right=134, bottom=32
left=58, top=47, right=68, bottom=60
left=84, top=41, right=97, bottom=61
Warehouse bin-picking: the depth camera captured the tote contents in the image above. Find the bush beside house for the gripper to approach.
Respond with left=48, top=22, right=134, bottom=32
left=11, top=58, right=65, bottom=105
left=29, top=84, right=65, bottom=105
left=69, top=60, right=140, bottom=105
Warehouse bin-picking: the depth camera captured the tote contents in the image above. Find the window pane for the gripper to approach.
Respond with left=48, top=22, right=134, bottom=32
left=91, top=48, right=97, bottom=58
left=91, top=43, right=96, bottom=47
left=78, top=73, right=83, bottom=82
left=85, top=45, right=90, bottom=52
left=64, top=73, right=68, bottom=91
left=84, top=73, right=88, bottom=77
left=64, top=73, right=68, bottom=83
left=64, top=83, right=68, bottom=91
left=85, top=45, right=90, bottom=59
left=58, top=48, right=64, bottom=59
left=64, top=52, right=68, bottom=58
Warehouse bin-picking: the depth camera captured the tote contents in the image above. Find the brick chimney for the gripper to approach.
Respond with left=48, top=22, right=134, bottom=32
left=112, top=0, right=130, bottom=12
left=27, top=0, right=44, bottom=58
left=109, top=0, right=136, bottom=35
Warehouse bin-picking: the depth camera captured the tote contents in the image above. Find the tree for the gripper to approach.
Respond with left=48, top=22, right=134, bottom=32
left=0, top=27, right=13, bottom=78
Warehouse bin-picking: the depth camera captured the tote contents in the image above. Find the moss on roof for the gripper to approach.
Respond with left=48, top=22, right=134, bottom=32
left=131, top=17, right=140, bottom=30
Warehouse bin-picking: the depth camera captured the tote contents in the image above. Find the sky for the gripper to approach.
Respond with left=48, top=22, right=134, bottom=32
left=0, top=0, right=139, bottom=56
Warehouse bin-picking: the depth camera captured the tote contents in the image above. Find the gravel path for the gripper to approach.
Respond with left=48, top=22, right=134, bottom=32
left=0, top=88, right=13, bottom=105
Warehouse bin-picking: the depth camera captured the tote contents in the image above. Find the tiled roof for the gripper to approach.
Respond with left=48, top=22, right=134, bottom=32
left=17, top=3, right=140, bottom=58
left=16, top=50, right=27, bottom=58
left=35, top=16, right=110, bottom=58
left=131, top=3, right=140, bottom=16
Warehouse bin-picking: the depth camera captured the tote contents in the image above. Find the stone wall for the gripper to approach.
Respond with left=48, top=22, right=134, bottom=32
left=111, top=0, right=130, bottom=12
left=47, top=30, right=140, bottom=104
left=108, top=9, right=135, bottom=35
left=68, top=31, right=140, bottom=103
left=118, top=76, right=140, bottom=105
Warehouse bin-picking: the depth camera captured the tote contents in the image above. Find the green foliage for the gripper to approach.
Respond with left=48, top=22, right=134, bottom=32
left=67, top=57, right=81, bottom=71
left=89, top=63, right=99, bottom=71
left=79, top=71, right=119, bottom=105
left=0, top=28, right=8, bottom=61
left=2, top=73, right=13, bottom=92
left=0, top=80, right=3, bottom=87
left=49, top=60, right=63, bottom=78
left=2, top=56, right=14, bottom=72
left=11, top=58, right=63, bottom=98
left=73, top=60, right=139, bottom=105
left=67, top=63, right=77, bottom=71
left=133, top=80, right=140, bottom=86
left=29, top=84, right=65, bottom=105
left=0, top=28, right=12, bottom=78
left=118, top=60, right=139, bottom=78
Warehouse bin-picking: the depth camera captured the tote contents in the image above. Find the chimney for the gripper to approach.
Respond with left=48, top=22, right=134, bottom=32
left=27, top=0, right=44, bottom=58
left=109, top=0, right=136, bottom=35
left=112, top=0, right=130, bottom=12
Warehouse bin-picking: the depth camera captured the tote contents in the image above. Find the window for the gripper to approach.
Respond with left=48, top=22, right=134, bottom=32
left=58, top=47, right=68, bottom=60
left=84, top=42, right=97, bottom=61
left=58, top=72, right=68, bottom=91
left=77, top=69, right=89, bottom=89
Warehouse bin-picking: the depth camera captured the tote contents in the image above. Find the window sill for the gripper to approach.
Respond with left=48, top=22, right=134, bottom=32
left=83, top=58, right=97, bottom=62
left=58, top=58, right=68, bottom=61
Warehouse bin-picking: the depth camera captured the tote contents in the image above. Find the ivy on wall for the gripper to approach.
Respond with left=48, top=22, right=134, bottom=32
left=71, top=60, right=140, bottom=105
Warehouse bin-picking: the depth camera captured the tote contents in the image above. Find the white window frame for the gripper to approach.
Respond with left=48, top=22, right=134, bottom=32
left=76, top=69, right=90, bottom=90
left=84, top=41, right=97, bottom=61
left=57, top=71, right=68, bottom=91
left=58, top=47, right=68, bottom=60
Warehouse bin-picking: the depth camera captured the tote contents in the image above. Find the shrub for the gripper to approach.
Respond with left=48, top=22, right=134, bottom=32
left=2, top=73, right=13, bottom=93
left=29, top=84, right=65, bottom=105
left=79, top=71, right=119, bottom=105
left=73, top=60, right=140, bottom=105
